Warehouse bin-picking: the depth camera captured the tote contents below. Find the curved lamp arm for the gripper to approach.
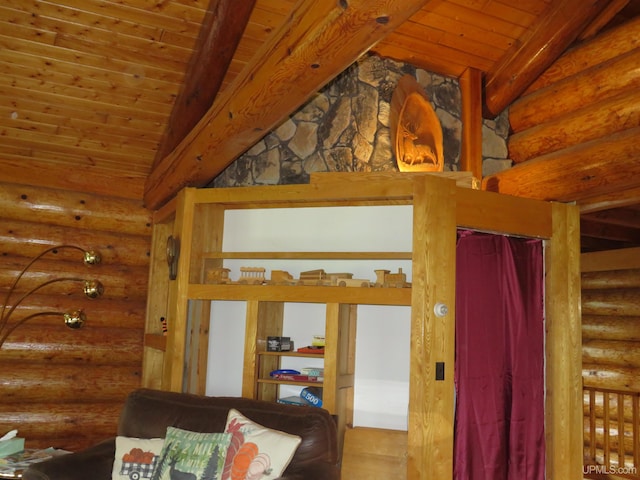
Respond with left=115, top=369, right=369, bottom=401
left=0, top=277, right=102, bottom=328
left=0, top=245, right=100, bottom=324
left=0, top=310, right=86, bottom=348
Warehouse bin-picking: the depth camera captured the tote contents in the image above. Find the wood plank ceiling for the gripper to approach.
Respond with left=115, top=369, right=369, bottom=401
left=0, top=0, right=639, bottom=252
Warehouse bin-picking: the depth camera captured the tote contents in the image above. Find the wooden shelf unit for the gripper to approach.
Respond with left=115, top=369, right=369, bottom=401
left=142, top=172, right=583, bottom=480
left=242, top=302, right=356, bottom=410
left=245, top=301, right=355, bottom=428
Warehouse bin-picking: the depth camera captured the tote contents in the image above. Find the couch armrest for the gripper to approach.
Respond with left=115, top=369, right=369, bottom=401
left=279, top=461, right=341, bottom=480
left=22, top=439, right=115, bottom=480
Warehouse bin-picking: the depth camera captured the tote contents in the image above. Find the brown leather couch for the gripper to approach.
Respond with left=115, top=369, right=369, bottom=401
left=23, top=388, right=339, bottom=480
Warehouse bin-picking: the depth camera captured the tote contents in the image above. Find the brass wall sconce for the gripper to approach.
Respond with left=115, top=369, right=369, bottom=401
left=0, top=245, right=104, bottom=348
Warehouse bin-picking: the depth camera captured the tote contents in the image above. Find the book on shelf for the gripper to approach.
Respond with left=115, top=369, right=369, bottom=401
left=300, top=367, right=324, bottom=377
left=270, top=373, right=323, bottom=383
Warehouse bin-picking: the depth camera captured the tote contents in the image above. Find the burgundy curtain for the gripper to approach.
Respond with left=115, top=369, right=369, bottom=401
left=454, top=231, right=545, bottom=480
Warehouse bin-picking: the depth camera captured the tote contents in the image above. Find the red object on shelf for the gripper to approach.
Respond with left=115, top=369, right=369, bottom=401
left=296, top=346, right=324, bottom=354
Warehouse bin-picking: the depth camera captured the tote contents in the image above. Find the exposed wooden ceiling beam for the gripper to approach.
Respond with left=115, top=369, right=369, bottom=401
left=578, top=0, right=631, bottom=40
left=524, top=15, right=640, bottom=95
left=152, top=0, right=256, bottom=167
left=483, top=0, right=610, bottom=118
left=144, top=0, right=431, bottom=210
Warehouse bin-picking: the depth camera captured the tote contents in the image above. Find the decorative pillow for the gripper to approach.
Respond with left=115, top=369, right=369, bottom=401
left=111, top=436, right=164, bottom=480
left=153, top=427, right=231, bottom=480
left=222, top=408, right=302, bottom=480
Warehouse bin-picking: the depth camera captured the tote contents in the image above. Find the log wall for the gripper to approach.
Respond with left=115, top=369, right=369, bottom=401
left=485, top=16, right=640, bottom=203
left=0, top=181, right=151, bottom=451
left=581, top=247, right=640, bottom=475
left=582, top=248, right=640, bottom=391
left=508, top=16, right=639, bottom=164
left=581, top=247, right=640, bottom=391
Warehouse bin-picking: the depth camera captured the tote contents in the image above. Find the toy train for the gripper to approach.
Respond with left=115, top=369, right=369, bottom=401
left=374, top=268, right=411, bottom=288
left=206, top=266, right=265, bottom=285
left=205, top=267, right=410, bottom=288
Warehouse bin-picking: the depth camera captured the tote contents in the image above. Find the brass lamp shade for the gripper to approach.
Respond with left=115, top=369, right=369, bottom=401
left=83, top=280, right=104, bottom=299
left=64, top=310, right=86, bottom=329
left=83, top=250, right=101, bottom=265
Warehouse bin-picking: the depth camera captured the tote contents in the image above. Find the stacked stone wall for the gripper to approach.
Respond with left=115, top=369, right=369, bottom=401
left=213, top=54, right=510, bottom=187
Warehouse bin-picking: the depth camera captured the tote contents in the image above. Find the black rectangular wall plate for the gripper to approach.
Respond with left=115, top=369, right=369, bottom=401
left=435, top=362, right=445, bottom=381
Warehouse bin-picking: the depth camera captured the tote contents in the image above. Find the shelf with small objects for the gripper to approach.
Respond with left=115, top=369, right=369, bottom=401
left=189, top=262, right=413, bottom=306
left=198, top=207, right=414, bottom=423
left=241, top=300, right=356, bottom=423
left=182, top=189, right=417, bottom=445
left=255, top=330, right=328, bottom=408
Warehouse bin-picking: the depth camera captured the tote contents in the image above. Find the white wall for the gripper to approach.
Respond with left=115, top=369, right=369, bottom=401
left=206, top=205, right=413, bottom=430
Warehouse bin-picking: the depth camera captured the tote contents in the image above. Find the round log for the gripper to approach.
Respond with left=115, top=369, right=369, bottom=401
left=509, top=48, right=640, bottom=132
left=482, top=126, right=640, bottom=202
left=582, top=315, right=640, bottom=342
left=0, top=181, right=152, bottom=236
left=582, top=288, right=640, bottom=316
left=0, top=257, right=149, bottom=301
left=0, top=325, right=144, bottom=365
left=582, top=339, right=640, bottom=368
left=526, top=16, right=640, bottom=94
left=0, top=218, right=151, bottom=266
left=508, top=89, right=640, bottom=163
left=581, top=247, right=640, bottom=273
left=582, top=268, right=640, bottom=289
left=0, top=402, right=122, bottom=451
left=583, top=364, right=640, bottom=390
left=0, top=364, right=141, bottom=403
left=483, top=0, right=609, bottom=118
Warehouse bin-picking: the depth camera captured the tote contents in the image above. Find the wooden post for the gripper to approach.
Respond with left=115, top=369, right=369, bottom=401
left=545, top=202, right=583, bottom=479
left=143, top=220, right=173, bottom=389
left=407, top=175, right=457, bottom=479
left=459, top=67, right=483, bottom=180
left=162, top=189, right=197, bottom=392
